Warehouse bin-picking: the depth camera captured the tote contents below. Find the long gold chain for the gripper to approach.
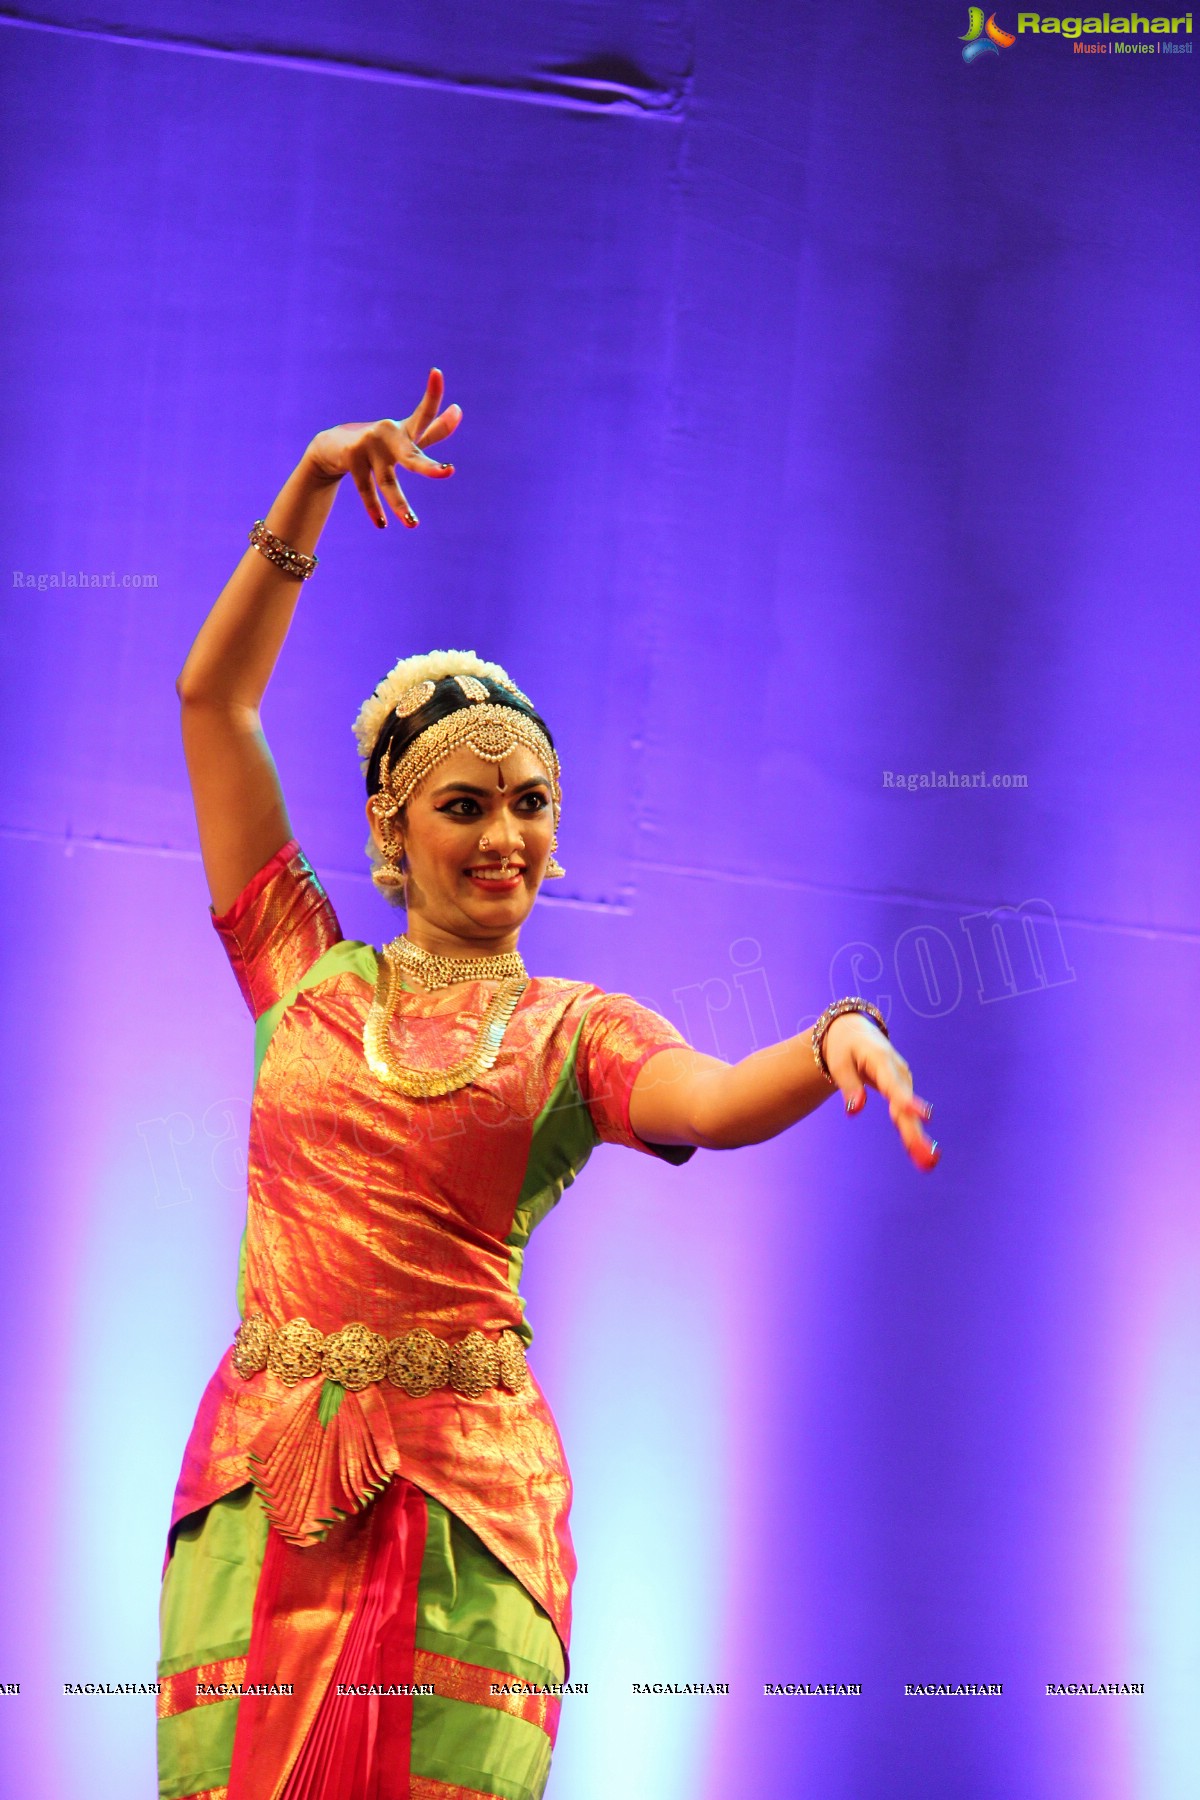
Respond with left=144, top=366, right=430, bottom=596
left=390, top=933, right=527, bottom=991
left=363, top=942, right=528, bottom=1097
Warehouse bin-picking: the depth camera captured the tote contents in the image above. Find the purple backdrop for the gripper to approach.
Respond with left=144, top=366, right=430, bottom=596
left=1, top=4, right=1197, bottom=1797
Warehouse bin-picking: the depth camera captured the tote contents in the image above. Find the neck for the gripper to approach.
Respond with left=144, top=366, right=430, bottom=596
left=400, top=915, right=522, bottom=960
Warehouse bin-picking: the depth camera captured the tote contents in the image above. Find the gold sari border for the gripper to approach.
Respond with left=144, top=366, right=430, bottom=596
left=413, top=1648, right=562, bottom=1740
left=156, top=1656, right=248, bottom=1720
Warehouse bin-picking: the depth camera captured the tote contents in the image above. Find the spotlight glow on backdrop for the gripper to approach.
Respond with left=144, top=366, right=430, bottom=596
left=1, top=5, right=1197, bottom=1798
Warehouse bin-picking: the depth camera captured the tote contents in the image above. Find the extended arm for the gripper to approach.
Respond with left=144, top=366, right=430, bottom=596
left=628, top=1013, right=939, bottom=1170
left=176, top=372, right=461, bottom=914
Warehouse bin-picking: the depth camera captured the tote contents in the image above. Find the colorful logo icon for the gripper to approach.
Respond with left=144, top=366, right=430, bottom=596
left=961, top=7, right=1016, bottom=60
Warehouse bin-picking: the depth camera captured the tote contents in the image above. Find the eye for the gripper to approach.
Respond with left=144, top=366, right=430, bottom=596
left=518, top=793, right=550, bottom=812
left=438, top=798, right=483, bottom=818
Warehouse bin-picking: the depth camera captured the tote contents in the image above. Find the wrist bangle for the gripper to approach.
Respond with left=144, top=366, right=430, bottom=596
left=249, top=519, right=318, bottom=581
left=810, top=996, right=889, bottom=1085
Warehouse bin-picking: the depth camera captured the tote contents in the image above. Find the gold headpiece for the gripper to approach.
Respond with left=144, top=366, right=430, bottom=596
left=353, top=648, right=535, bottom=772
left=374, top=702, right=562, bottom=828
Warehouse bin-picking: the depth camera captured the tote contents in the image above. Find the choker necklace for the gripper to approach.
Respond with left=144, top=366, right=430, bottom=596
left=364, top=944, right=527, bottom=1097
left=387, top=933, right=527, bottom=992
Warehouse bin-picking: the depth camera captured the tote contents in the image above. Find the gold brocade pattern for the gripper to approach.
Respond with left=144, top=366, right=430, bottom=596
left=412, top=1649, right=562, bottom=1740
left=211, top=843, right=336, bottom=1021
left=156, top=1656, right=248, bottom=1720
left=410, top=1778, right=502, bottom=1800
left=176, top=838, right=695, bottom=1662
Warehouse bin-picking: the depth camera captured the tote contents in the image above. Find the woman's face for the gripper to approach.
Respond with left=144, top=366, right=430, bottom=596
left=367, top=741, right=556, bottom=946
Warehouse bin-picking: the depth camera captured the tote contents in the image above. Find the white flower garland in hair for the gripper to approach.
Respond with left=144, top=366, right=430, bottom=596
left=352, top=647, right=529, bottom=772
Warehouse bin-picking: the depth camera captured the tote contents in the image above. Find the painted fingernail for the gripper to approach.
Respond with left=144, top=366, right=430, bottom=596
left=406, top=512, right=418, bottom=526
left=376, top=516, right=386, bottom=529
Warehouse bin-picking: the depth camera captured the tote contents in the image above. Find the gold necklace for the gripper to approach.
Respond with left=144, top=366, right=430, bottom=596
left=364, top=941, right=528, bottom=1097
left=389, top=932, right=527, bottom=991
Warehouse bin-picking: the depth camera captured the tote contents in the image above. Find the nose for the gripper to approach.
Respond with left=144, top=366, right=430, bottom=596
left=478, top=822, right=526, bottom=860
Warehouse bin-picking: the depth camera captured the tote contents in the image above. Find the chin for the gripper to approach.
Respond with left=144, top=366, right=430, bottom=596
left=455, top=876, right=534, bottom=916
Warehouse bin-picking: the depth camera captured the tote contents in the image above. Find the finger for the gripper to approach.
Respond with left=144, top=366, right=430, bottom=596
left=894, top=1104, right=940, bottom=1171
left=416, top=405, right=462, bottom=449
left=868, top=1053, right=915, bottom=1116
left=831, top=1058, right=869, bottom=1115
left=843, top=1082, right=930, bottom=1125
left=350, top=461, right=387, bottom=529
left=887, top=1088, right=933, bottom=1124
left=374, top=460, right=418, bottom=527
left=370, top=422, right=447, bottom=481
left=407, top=367, right=445, bottom=442
left=403, top=441, right=454, bottom=480
left=842, top=1080, right=867, bottom=1116
left=850, top=1050, right=922, bottom=1122
left=841, top=1049, right=902, bottom=1116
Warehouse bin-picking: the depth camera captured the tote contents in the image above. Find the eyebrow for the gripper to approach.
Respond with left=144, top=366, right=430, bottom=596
left=431, top=777, right=552, bottom=797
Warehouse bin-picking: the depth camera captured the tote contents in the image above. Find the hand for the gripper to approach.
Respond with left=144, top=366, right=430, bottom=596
left=305, top=368, right=462, bottom=529
left=822, top=1013, right=940, bottom=1171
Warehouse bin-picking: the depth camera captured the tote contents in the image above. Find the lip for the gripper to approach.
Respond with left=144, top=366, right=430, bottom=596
left=464, top=866, right=525, bottom=893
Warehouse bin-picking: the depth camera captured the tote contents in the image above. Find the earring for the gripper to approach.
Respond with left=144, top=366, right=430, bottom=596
left=373, top=847, right=407, bottom=898
left=544, top=833, right=566, bottom=880
left=374, top=829, right=408, bottom=898
left=371, top=795, right=408, bottom=898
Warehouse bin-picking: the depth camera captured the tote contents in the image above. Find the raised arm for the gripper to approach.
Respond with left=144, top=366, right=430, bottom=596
left=628, top=1013, right=939, bottom=1169
left=176, top=370, right=461, bottom=914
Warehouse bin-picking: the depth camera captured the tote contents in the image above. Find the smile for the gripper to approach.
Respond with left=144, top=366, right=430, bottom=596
left=465, top=865, right=525, bottom=889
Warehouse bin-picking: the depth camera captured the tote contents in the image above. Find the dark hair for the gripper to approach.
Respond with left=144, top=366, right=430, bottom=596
left=365, top=675, right=556, bottom=798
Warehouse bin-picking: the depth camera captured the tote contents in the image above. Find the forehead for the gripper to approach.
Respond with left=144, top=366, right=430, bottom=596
left=419, top=742, right=553, bottom=792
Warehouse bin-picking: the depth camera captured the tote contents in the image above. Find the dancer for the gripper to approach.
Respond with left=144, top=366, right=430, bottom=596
left=160, top=368, right=938, bottom=1800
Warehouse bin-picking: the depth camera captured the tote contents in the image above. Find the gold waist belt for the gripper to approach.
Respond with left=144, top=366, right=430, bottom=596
left=232, top=1314, right=529, bottom=1398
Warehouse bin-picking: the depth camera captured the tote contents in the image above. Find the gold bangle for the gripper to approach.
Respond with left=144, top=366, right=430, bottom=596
left=249, top=519, right=318, bottom=581
left=811, top=996, right=889, bottom=1084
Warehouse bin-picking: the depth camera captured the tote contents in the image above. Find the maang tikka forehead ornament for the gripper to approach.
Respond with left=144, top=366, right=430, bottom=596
left=352, top=649, right=565, bottom=874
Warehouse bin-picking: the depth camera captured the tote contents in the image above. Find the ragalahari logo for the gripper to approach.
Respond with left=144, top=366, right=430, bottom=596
left=961, top=7, right=1018, bottom=57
